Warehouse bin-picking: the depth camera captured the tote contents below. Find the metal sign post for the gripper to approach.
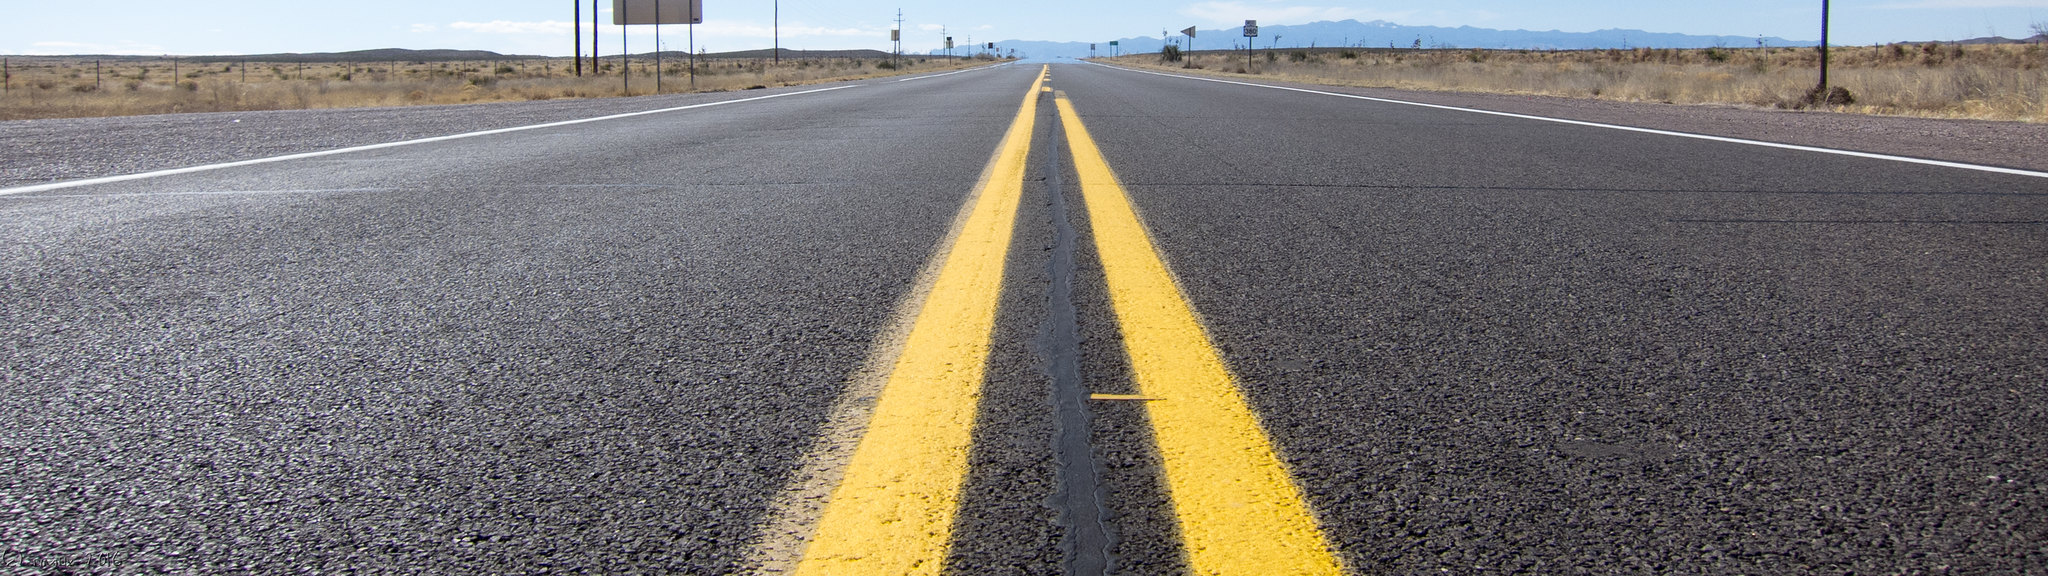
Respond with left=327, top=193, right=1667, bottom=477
left=623, top=17, right=629, bottom=94
left=1243, top=20, right=1258, bottom=72
left=655, top=0, right=662, bottom=93
left=614, top=0, right=701, bottom=93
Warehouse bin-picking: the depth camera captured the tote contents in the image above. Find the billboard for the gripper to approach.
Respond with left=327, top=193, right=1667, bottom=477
left=614, top=0, right=701, bottom=25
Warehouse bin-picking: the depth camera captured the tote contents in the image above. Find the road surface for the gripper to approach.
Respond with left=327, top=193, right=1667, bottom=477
left=5, top=61, right=2044, bottom=574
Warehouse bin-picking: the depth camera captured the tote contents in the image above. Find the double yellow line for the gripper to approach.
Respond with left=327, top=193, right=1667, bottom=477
left=793, top=66, right=1344, bottom=575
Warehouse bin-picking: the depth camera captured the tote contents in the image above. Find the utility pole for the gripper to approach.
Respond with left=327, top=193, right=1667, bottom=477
left=894, top=9, right=905, bottom=70
left=1819, top=0, right=1831, bottom=93
left=575, top=0, right=583, bottom=75
left=592, top=0, right=600, bottom=74
left=774, top=0, right=780, bottom=64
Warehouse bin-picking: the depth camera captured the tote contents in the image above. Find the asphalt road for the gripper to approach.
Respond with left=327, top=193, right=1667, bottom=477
left=5, top=61, right=2046, bottom=574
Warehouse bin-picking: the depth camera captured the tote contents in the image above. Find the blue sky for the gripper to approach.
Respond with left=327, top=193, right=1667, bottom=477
left=4, top=0, right=2045, bottom=56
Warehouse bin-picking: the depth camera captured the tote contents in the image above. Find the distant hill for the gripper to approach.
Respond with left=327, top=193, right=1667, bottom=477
left=183, top=49, right=539, bottom=63
left=945, top=19, right=1812, bottom=59
left=163, top=47, right=899, bottom=63
left=1950, top=35, right=2048, bottom=45
left=690, top=48, right=897, bottom=60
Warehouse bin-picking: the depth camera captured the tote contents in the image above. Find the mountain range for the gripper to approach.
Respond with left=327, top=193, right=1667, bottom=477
left=946, top=19, right=1818, bottom=59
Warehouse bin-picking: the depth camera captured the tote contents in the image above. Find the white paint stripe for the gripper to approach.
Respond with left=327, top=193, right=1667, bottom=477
left=1089, top=63, right=2048, bottom=180
left=0, top=85, right=862, bottom=197
left=18, top=188, right=396, bottom=199
left=893, top=63, right=1009, bottom=83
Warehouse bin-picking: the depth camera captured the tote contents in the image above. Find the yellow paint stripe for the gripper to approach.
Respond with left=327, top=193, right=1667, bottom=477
left=1055, top=93, right=1346, bottom=575
left=792, top=66, right=1049, bottom=576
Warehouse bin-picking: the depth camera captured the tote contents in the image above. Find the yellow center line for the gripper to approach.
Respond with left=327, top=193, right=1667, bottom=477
left=792, top=65, right=1049, bottom=576
left=1054, top=92, right=1347, bottom=575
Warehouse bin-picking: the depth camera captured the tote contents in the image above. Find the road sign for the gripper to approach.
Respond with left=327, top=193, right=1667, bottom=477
left=1109, top=41, right=1119, bottom=46
left=891, top=29, right=900, bottom=42
left=947, top=37, right=954, bottom=49
left=612, top=0, right=701, bottom=25
left=1244, top=20, right=1258, bottom=37
left=1182, top=26, right=1198, bottom=38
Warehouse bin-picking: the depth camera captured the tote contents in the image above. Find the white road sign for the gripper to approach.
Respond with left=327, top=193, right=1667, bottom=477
left=613, top=0, right=701, bottom=25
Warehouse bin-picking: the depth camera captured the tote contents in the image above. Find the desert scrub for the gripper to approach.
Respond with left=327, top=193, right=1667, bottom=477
left=0, top=56, right=998, bottom=120
left=1106, top=44, right=2048, bottom=122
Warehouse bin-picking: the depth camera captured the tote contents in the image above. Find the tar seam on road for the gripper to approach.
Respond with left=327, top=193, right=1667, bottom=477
left=792, top=66, right=1049, bottom=576
left=1038, top=88, right=1117, bottom=575
left=1054, top=91, right=1347, bottom=575
left=1092, top=63, right=2048, bottom=181
left=0, top=85, right=860, bottom=197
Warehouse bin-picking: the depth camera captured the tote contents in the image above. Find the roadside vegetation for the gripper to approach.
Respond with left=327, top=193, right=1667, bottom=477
left=1120, top=43, right=2048, bottom=122
left=0, top=55, right=998, bottom=120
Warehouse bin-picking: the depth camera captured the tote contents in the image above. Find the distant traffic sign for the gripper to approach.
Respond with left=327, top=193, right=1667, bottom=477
left=1243, top=20, right=1258, bottom=37
left=1182, top=26, right=1198, bottom=38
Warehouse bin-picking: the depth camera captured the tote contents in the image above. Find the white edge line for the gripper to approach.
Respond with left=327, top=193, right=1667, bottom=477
left=0, top=85, right=862, bottom=197
left=894, top=61, right=1015, bottom=83
left=1086, top=62, right=2048, bottom=180
left=894, top=65, right=988, bottom=83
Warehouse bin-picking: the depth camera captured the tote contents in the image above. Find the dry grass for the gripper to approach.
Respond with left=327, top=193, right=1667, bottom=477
left=0, top=55, right=994, bottom=120
left=1114, top=43, right=2048, bottom=122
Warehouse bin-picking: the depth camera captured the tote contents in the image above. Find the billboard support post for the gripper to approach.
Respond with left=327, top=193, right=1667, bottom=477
left=655, top=0, right=662, bottom=93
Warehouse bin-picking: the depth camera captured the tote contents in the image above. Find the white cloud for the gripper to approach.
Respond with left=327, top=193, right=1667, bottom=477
left=449, top=20, right=576, bottom=35
left=918, top=24, right=945, bottom=32
left=25, top=40, right=165, bottom=55
left=410, top=23, right=438, bottom=33
left=1179, top=1, right=1414, bottom=26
